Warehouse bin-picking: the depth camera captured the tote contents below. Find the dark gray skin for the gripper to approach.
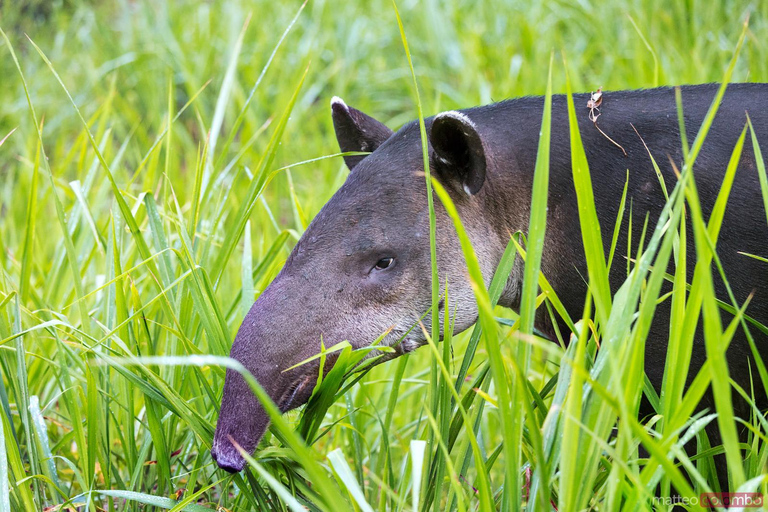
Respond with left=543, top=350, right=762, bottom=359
left=211, top=83, right=768, bottom=473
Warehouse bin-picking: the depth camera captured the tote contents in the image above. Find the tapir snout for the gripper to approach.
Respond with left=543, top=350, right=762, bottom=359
left=211, top=275, right=322, bottom=472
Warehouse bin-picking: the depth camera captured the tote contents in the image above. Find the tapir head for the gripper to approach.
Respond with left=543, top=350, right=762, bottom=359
left=211, top=98, right=519, bottom=472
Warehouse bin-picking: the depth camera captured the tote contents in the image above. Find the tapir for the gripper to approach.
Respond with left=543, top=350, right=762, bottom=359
left=211, top=83, right=768, bottom=474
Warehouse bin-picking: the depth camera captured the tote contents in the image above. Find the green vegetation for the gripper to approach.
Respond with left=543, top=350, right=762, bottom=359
left=1, top=0, right=767, bottom=510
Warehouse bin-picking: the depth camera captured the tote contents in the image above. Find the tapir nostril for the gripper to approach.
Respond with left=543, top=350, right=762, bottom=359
left=211, top=443, right=247, bottom=473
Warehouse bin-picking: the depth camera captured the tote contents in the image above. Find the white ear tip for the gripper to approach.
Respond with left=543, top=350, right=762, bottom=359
left=331, top=96, right=349, bottom=111
left=435, top=110, right=476, bottom=128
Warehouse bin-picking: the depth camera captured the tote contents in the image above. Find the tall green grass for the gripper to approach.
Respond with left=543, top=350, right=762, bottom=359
left=1, top=1, right=767, bottom=511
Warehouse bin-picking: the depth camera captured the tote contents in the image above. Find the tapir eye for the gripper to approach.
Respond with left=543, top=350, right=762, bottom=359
left=374, top=257, right=395, bottom=271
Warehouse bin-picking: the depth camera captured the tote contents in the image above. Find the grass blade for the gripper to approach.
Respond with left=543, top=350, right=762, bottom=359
left=329, top=448, right=374, bottom=512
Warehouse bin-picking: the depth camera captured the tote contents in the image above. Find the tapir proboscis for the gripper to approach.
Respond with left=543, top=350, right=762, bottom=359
left=211, top=83, right=768, bottom=473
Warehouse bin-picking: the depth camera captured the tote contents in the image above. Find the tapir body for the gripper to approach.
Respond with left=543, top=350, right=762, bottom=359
left=212, top=83, right=768, bottom=473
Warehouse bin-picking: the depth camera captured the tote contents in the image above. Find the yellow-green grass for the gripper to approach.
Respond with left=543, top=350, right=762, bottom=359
left=1, top=0, right=767, bottom=510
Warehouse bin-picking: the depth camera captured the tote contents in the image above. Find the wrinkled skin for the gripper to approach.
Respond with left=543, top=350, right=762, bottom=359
left=212, top=84, right=768, bottom=473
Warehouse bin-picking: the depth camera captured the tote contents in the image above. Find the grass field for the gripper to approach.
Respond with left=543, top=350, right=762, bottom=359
left=1, top=0, right=768, bottom=510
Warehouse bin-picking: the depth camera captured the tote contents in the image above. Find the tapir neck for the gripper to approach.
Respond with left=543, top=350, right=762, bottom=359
left=467, top=83, right=764, bottom=329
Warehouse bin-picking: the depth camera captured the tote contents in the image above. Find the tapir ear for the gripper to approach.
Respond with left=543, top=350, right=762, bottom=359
left=331, top=97, right=394, bottom=170
left=429, top=111, right=487, bottom=195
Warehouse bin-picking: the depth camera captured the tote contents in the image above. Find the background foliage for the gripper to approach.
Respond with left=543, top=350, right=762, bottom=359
left=1, top=0, right=767, bottom=510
